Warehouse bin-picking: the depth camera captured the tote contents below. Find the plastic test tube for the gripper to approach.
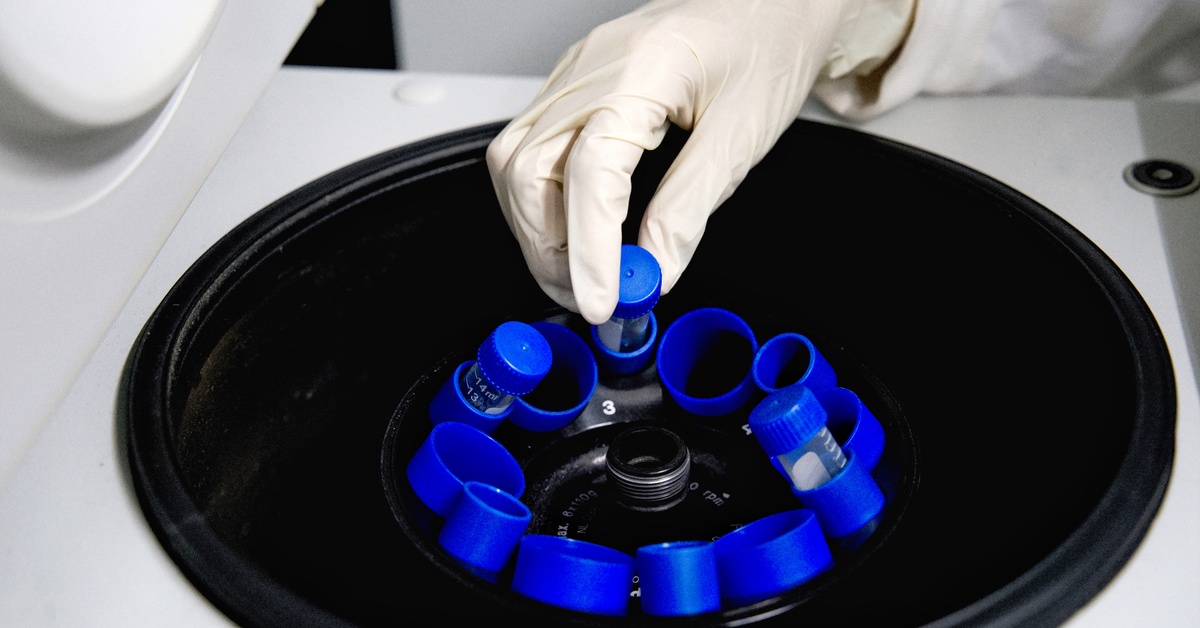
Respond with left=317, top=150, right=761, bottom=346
left=749, top=385, right=847, bottom=491
left=595, top=245, right=661, bottom=353
left=460, top=321, right=552, bottom=415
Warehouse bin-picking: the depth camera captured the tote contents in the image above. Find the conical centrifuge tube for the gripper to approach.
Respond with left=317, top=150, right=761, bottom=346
left=748, top=385, right=847, bottom=491
left=595, top=245, right=662, bottom=353
left=459, top=321, right=552, bottom=415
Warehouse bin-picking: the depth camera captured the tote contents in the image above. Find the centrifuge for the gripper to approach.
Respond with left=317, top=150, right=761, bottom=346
left=1, top=2, right=1198, bottom=626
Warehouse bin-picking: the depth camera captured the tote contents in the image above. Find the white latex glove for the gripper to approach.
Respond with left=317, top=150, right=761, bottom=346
left=487, top=0, right=914, bottom=324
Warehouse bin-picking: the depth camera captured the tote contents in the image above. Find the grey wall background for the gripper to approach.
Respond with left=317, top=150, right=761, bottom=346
left=286, top=0, right=649, bottom=76
left=393, top=1, right=649, bottom=75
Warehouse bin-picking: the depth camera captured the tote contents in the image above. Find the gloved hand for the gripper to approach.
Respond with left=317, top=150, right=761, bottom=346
left=487, top=0, right=914, bottom=324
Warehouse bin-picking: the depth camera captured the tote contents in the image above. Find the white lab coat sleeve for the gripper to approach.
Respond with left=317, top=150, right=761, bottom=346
left=815, top=0, right=1200, bottom=121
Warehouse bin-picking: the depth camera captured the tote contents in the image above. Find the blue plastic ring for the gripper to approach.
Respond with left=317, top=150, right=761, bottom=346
left=590, top=311, right=659, bottom=376
left=438, top=481, right=531, bottom=579
left=636, top=540, right=721, bottom=616
left=509, top=322, right=598, bottom=431
left=712, top=509, right=833, bottom=606
left=657, top=308, right=759, bottom=416
left=405, top=421, right=524, bottom=518
left=823, top=387, right=885, bottom=473
left=751, top=333, right=837, bottom=402
left=511, top=535, right=635, bottom=616
left=791, top=451, right=885, bottom=539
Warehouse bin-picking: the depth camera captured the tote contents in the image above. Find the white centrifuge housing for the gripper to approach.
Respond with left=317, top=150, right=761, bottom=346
left=1, top=2, right=1198, bottom=626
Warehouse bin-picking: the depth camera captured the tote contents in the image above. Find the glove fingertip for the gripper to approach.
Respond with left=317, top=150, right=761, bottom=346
left=576, top=286, right=618, bottom=326
left=637, top=236, right=685, bottom=296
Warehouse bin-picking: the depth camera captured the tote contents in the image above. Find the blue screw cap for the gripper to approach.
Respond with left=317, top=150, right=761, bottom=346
left=612, top=245, right=661, bottom=320
left=748, top=386, right=829, bottom=456
left=476, top=321, right=552, bottom=396
left=511, top=322, right=598, bottom=432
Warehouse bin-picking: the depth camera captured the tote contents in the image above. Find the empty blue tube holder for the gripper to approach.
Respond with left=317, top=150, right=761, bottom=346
left=511, top=535, right=635, bottom=616
left=511, top=321, right=599, bottom=432
left=712, top=509, right=833, bottom=606
left=657, top=307, right=759, bottom=417
left=636, top=540, right=721, bottom=616
left=405, top=421, right=525, bottom=518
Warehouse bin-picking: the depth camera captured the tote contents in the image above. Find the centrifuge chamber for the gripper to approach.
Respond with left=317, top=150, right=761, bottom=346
left=124, top=117, right=1174, bottom=627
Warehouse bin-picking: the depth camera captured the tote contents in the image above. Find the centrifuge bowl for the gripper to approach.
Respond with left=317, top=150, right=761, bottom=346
left=123, top=120, right=1174, bottom=627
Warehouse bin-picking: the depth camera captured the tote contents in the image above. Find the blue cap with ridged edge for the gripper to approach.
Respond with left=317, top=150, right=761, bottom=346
left=612, top=245, right=661, bottom=320
left=511, top=321, right=599, bottom=431
left=748, top=386, right=829, bottom=456
left=476, top=321, right=552, bottom=396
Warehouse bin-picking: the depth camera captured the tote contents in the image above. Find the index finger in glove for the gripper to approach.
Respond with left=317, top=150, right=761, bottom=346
left=564, top=99, right=672, bottom=324
left=487, top=123, right=580, bottom=312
